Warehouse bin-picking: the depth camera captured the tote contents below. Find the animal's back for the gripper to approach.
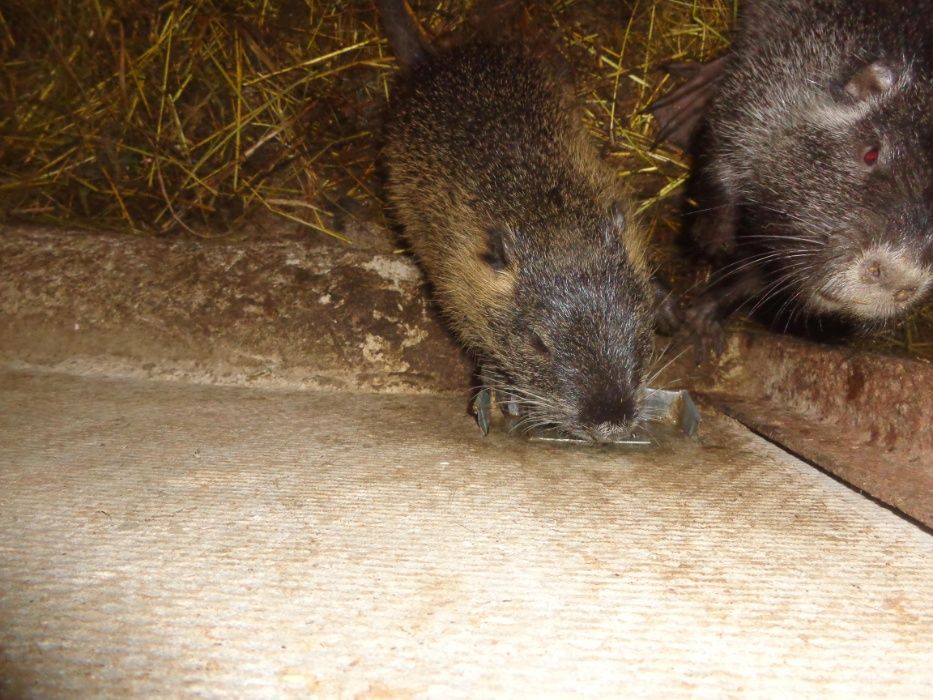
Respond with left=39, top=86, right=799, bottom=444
left=384, top=43, right=638, bottom=341
left=386, top=45, right=624, bottom=256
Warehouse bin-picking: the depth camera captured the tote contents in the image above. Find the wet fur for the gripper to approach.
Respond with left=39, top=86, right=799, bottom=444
left=661, top=0, right=933, bottom=350
left=381, top=11, right=655, bottom=440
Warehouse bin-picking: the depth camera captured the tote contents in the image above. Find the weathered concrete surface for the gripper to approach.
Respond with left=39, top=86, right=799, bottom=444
left=0, top=225, right=471, bottom=393
left=702, top=334, right=933, bottom=526
left=1, top=367, right=932, bottom=699
left=711, top=333, right=933, bottom=460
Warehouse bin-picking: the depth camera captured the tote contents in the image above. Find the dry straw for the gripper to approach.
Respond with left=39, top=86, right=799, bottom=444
left=0, top=0, right=394, bottom=239
left=0, top=0, right=928, bottom=356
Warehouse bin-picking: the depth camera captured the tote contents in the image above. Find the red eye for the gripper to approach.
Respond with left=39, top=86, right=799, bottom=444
left=863, top=147, right=879, bottom=165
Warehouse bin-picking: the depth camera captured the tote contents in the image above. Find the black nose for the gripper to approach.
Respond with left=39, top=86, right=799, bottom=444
left=579, top=385, right=636, bottom=427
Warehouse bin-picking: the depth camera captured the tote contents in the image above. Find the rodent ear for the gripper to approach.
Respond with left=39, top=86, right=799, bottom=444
left=845, top=61, right=897, bottom=100
left=481, top=225, right=512, bottom=271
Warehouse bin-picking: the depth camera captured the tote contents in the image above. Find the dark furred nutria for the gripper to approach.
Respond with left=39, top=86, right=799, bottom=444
left=379, top=0, right=656, bottom=441
left=651, top=0, right=933, bottom=352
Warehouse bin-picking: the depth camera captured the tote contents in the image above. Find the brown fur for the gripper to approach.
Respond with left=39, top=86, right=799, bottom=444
left=382, top=29, right=654, bottom=440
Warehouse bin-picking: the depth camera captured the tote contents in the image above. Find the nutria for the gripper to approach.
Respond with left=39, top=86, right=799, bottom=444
left=651, top=0, right=933, bottom=353
left=379, top=0, right=657, bottom=441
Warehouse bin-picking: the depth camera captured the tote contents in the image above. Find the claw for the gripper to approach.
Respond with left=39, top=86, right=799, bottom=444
left=472, top=387, right=492, bottom=436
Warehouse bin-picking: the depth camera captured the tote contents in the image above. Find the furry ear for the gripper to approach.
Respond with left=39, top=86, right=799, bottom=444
left=601, top=201, right=628, bottom=245
left=845, top=61, right=897, bottom=100
left=481, top=225, right=512, bottom=271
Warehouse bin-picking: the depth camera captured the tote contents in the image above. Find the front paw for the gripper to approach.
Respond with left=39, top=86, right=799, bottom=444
left=680, top=299, right=726, bottom=362
left=652, top=279, right=685, bottom=336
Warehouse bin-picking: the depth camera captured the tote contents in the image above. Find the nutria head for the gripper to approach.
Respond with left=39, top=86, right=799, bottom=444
left=725, top=58, right=933, bottom=323
left=458, top=212, right=655, bottom=442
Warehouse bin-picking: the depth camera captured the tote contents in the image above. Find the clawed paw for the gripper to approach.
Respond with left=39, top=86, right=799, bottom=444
left=680, top=300, right=726, bottom=363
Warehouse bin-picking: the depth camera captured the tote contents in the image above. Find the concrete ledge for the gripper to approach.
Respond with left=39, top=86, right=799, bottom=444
left=0, top=225, right=472, bottom=393
left=705, top=334, right=933, bottom=526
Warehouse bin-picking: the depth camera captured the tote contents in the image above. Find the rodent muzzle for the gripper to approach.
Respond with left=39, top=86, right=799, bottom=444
left=817, top=244, right=932, bottom=319
left=578, top=384, right=637, bottom=429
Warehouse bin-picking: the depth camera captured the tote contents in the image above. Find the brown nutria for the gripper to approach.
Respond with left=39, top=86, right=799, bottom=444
left=651, top=0, right=933, bottom=354
left=378, top=0, right=657, bottom=441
